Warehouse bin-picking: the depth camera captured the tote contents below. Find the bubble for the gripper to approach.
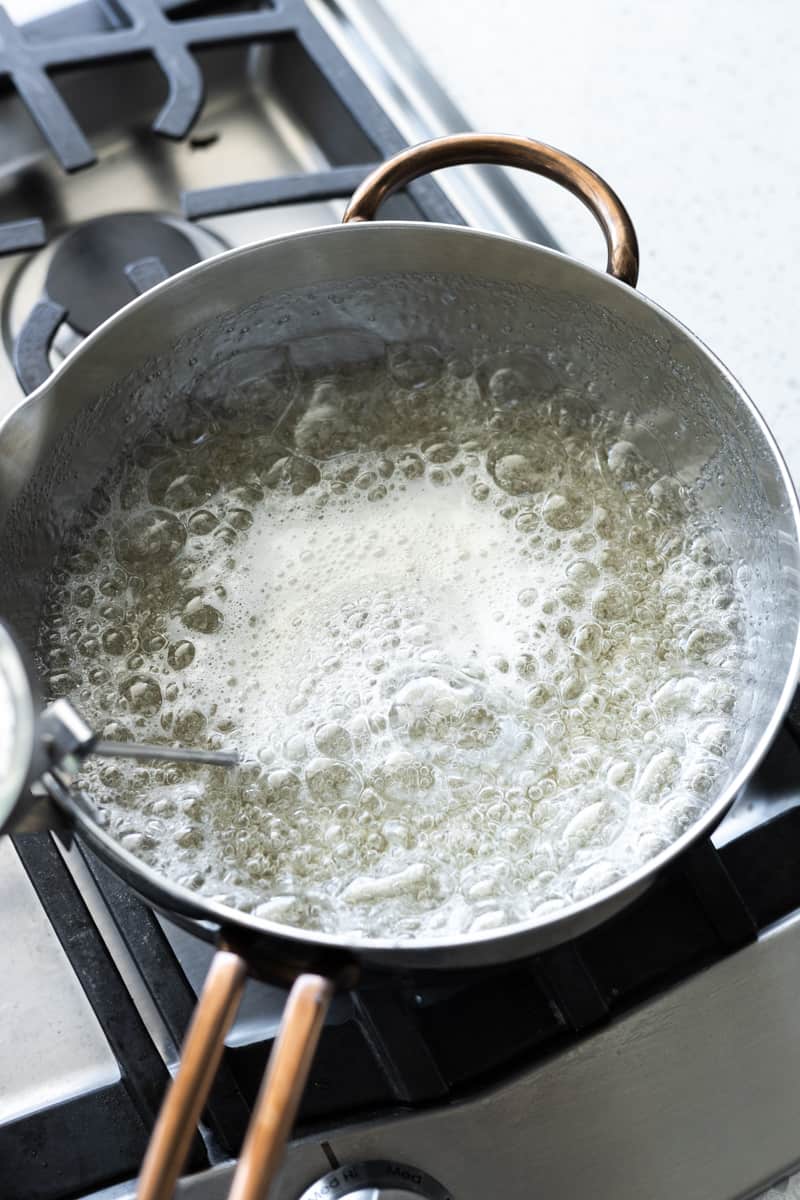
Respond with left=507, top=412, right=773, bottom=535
left=389, top=674, right=474, bottom=741
left=542, top=491, right=587, bottom=531
left=116, top=509, right=185, bottom=568
left=264, top=455, right=320, bottom=494
left=374, top=750, right=435, bottom=801
left=488, top=367, right=527, bottom=405
left=182, top=597, right=222, bottom=633
left=382, top=818, right=413, bottom=848
left=100, top=627, right=128, bottom=656
left=607, top=759, right=633, bottom=788
left=661, top=795, right=702, bottom=837
left=227, top=508, right=253, bottom=531
left=314, top=722, right=353, bottom=758
left=637, top=749, right=679, bottom=800
left=560, top=672, right=584, bottom=702
left=571, top=861, right=620, bottom=901
left=175, top=823, right=204, bottom=849
left=294, top=396, right=358, bottom=458
left=341, top=861, right=430, bottom=904
left=685, top=623, right=728, bottom=660
left=305, top=758, right=361, bottom=803
left=556, top=616, right=575, bottom=640
left=457, top=704, right=500, bottom=749
left=99, top=571, right=126, bottom=597
left=119, top=673, right=162, bottom=715
left=163, top=474, right=214, bottom=511
left=591, top=583, right=630, bottom=622
left=607, top=440, right=643, bottom=480
left=73, top=584, right=94, bottom=608
left=387, top=342, right=443, bottom=389
left=425, top=442, right=457, bottom=463
left=697, top=721, right=730, bottom=756
left=48, top=671, right=78, bottom=696
left=121, top=832, right=151, bottom=853
left=188, top=509, right=219, bottom=535
left=526, top=682, right=555, bottom=709
left=66, top=547, right=98, bottom=575
left=562, top=800, right=615, bottom=851
left=515, top=654, right=538, bottom=681
left=212, top=524, right=237, bottom=547
left=566, top=559, right=599, bottom=584
left=490, top=451, right=543, bottom=496
left=168, top=640, right=196, bottom=669
left=174, top=708, right=207, bottom=740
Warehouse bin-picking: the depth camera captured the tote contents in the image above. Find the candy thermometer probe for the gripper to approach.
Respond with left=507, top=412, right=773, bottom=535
left=0, top=620, right=236, bottom=833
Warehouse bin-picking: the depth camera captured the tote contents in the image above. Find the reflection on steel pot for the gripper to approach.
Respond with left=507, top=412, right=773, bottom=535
left=0, top=135, right=798, bottom=1200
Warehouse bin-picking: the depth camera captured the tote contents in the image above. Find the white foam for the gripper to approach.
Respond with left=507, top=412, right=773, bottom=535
left=41, top=363, right=749, bottom=939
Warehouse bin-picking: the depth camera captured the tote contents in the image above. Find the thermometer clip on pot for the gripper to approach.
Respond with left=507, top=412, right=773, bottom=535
left=0, top=619, right=236, bottom=835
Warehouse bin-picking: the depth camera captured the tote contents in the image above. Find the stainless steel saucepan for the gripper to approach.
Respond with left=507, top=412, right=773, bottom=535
left=1, top=135, right=798, bottom=1200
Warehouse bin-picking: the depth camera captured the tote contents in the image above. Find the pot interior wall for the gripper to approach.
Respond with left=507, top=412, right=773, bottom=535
left=0, top=226, right=797, bottom=804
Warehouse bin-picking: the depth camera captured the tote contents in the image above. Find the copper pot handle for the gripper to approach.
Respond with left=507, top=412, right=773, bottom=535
left=136, top=950, right=333, bottom=1200
left=342, top=132, right=639, bottom=287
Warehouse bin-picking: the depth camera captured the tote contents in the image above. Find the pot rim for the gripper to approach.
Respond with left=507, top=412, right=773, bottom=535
left=10, top=219, right=800, bottom=966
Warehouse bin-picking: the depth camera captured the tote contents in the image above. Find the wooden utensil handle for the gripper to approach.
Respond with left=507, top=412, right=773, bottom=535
left=136, top=955, right=333, bottom=1200
left=228, top=974, right=334, bottom=1200
left=137, top=948, right=248, bottom=1200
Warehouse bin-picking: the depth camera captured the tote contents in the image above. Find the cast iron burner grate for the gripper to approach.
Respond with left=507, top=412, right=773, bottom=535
left=0, top=1, right=328, bottom=176
left=0, top=0, right=459, bottom=253
left=2, top=0, right=463, bottom=394
left=13, top=211, right=229, bottom=392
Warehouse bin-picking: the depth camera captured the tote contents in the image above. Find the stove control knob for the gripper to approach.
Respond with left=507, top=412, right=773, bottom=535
left=297, top=1159, right=452, bottom=1200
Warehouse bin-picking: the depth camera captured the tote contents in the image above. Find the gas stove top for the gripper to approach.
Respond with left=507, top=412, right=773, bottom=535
left=2, top=3, right=800, bottom=1200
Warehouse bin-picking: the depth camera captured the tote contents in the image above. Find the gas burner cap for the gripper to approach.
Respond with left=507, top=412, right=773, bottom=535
left=44, top=212, right=205, bottom=335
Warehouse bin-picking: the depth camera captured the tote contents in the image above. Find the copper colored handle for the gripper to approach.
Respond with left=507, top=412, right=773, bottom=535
left=343, top=132, right=639, bottom=287
left=227, top=974, right=334, bottom=1200
left=137, top=948, right=248, bottom=1200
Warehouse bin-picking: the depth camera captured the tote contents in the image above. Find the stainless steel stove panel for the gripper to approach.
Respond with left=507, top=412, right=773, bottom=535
left=0, top=839, right=119, bottom=1123
left=89, top=911, right=800, bottom=1200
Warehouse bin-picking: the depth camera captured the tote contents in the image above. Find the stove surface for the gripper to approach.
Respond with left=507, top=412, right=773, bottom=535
left=93, top=905, right=800, bottom=1200
left=1, top=3, right=800, bottom=1200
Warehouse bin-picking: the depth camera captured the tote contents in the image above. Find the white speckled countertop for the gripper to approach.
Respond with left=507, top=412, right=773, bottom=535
left=384, top=0, right=800, bottom=482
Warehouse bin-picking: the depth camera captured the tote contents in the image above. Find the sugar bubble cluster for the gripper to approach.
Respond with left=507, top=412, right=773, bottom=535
left=39, top=349, right=747, bottom=939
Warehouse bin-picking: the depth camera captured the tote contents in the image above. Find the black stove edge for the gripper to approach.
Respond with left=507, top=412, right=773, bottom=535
left=2, top=834, right=207, bottom=1200
left=81, top=844, right=252, bottom=1157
